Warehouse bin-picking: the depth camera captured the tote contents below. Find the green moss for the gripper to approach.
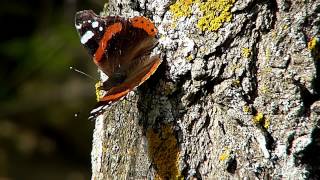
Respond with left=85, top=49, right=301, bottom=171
left=146, top=124, right=182, bottom=179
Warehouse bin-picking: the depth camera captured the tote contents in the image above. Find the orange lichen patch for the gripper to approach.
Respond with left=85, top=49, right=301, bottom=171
left=94, top=22, right=122, bottom=63
left=130, top=16, right=157, bottom=36
left=146, top=124, right=181, bottom=179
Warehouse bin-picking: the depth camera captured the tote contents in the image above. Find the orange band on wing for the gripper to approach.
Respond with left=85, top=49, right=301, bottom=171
left=130, top=16, right=157, bottom=37
left=99, top=88, right=130, bottom=102
left=138, top=57, right=161, bottom=86
left=94, top=22, right=122, bottom=64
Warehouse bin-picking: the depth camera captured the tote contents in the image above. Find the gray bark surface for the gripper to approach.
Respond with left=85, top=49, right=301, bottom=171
left=91, top=0, right=320, bottom=179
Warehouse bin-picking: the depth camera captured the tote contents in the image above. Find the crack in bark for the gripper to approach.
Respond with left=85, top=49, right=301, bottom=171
left=245, top=38, right=260, bottom=105
left=196, top=114, right=210, bottom=135
left=293, top=78, right=319, bottom=116
left=203, top=64, right=227, bottom=95
left=294, top=128, right=320, bottom=179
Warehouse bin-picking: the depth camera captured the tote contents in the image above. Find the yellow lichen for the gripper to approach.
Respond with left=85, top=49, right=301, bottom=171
left=308, top=37, right=320, bottom=62
left=102, top=144, right=108, bottom=153
left=308, top=37, right=319, bottom=51
left=264, top=118, right=270, bottom=129
left=186, top=54, right=194, bottom=61
left=242, top=105, right=250, bottom=113
left=197, top=0, right=236, bottom=31
left=258, top=67, right=272, bottom=78
left=170, top=21, right=177, bottom=29
left=259, top=84, right=269, bottom=94
left=253, top=112, right=264, bottom=125
left=169, top=0, right=194, bottom=20
left=229, top=63, right=242, bottom=72
left=219, top=148, right=230, bottom=161
left=163, top=82, right=177, bottom=96
left=271, top=31, right=277, bottom=40
left=232, top=79, right=241, bottom=86
left=265, top=47, right=271, bottom=61
left=95, top=81, right=104, bottom=102
left=169, top=0, right=235, bottom=32
left=242, top=48, right=252, bottom=58
left=252, top=112, right=270, bottom=129
left=146, top=124, right=181, bottom=179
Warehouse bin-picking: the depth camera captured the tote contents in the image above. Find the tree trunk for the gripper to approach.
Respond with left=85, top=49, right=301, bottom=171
left=91, top=0, right=320, bottom=179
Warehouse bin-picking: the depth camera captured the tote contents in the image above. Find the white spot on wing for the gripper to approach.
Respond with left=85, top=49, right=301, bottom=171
left=81, top=30, right=94, bottom=44
left=88, top=20, right=92, bottom=23
left=99, top=27, right=103, bottom=31
left=99, top=69, right=109, bottom=81
left=92, top=21, right=99, bottom=28
left=90, top=106, right=103, bottom=114
left=75, top=23, right=82, bottom=29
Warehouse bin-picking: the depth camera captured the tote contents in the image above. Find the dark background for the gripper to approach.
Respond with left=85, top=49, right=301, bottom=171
left=0, top=0, right=105, bottom=179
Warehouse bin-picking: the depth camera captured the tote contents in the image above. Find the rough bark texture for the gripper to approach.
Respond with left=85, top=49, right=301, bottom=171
left=91, top=0, right=320, bottom=179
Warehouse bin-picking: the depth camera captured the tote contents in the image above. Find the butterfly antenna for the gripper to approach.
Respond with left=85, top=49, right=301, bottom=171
left=69, top=66, right=98, bottom=81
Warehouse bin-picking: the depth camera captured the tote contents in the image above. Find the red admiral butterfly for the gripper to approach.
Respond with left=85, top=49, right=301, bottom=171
left=75, top=10, right=161, bottom=118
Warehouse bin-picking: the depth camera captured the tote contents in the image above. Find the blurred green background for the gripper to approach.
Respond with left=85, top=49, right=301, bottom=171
left=0, top=0, right=105, bottom=179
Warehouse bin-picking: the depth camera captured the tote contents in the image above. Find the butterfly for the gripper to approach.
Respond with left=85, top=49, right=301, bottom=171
left=75, top=10, right=161, bottom=118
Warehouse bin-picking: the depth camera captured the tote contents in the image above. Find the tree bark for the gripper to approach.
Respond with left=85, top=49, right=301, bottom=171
left=91, top=0, right=320, bottom=179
